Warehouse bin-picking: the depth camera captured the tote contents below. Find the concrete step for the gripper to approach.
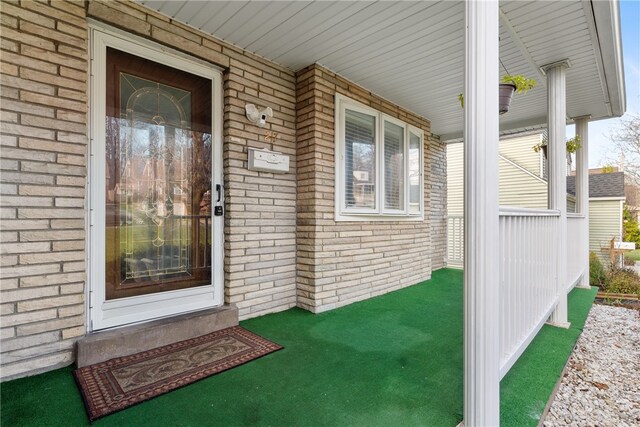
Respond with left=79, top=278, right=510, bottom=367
left=76, top=304, right=238, bottom=367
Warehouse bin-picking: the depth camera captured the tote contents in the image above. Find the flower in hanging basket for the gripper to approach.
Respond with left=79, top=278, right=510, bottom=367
left=500, top=75, right=536, bottom=94
left=532, top=135, right=582, bottom=156
left=457, top=74, right=536, bottom=114
left=499, top=75, right=536, bottom=115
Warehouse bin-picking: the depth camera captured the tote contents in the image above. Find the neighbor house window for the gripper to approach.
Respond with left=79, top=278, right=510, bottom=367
left=336, top=94, right=424, bottom=220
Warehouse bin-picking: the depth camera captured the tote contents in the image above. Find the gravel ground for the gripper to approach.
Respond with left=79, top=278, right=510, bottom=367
left=543, top=304, right=640, bottom=427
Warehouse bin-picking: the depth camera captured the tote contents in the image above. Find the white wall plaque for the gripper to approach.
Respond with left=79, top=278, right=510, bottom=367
left=248, top=147, right=289, bottom=173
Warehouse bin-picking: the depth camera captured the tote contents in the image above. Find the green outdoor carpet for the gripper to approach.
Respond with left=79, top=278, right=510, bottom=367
left=501, top=285, right=598, bottom=427
left=1, top=269, right=596, bottom=427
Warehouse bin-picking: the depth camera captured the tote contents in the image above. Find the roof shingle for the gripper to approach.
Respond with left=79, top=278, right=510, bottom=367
left=566, top=172, right=625, bottom=198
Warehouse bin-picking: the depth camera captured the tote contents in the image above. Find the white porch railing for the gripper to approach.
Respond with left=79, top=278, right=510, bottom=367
left=446, top=215, right=464, bottom=268
left=447, top=208, right=589, bottom=378
left=497, top=207, right=560, bottom=377
left=567, top=214, right=587, bottom=290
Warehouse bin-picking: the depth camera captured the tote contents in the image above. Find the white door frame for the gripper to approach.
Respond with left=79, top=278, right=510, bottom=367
left=87, top=23, right=224, bottom=331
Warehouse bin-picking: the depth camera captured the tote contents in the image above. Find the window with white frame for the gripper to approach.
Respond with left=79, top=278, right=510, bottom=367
left=335, top=94, right=424, bottom=220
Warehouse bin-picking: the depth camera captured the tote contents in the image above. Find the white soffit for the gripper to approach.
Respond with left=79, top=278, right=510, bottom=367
left=138, top=0, right=625, bottom=141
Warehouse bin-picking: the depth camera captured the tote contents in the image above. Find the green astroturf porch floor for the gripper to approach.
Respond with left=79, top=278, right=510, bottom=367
left=1, top=269, right=597, bottom=427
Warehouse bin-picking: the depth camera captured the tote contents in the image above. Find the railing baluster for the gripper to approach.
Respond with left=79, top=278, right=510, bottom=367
left=447, top=208, right=565, bottom=377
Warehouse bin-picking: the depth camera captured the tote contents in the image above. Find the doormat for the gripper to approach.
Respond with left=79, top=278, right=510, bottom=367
left=73, top=326, right=283, bottom=421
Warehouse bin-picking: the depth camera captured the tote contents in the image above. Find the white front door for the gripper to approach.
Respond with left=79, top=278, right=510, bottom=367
left=88, top=26, right=224, bottom=331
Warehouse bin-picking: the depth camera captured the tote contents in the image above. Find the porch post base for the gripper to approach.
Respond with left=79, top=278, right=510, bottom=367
left=546, top=320, right=571, bottom=329
left=575, top=274, right=591, bottom=290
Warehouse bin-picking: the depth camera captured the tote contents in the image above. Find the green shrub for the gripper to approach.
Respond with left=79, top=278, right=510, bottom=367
left=589, top=251, right=607, bottom=286
left=602, top=268, right=640, bottom=296
left=623, top=205, right=640, bottom=247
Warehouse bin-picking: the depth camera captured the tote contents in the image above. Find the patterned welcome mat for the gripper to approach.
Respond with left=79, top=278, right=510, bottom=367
left=74, top=326, right=283, bottom=421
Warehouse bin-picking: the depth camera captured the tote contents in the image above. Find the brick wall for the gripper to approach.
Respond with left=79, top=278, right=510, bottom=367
left=0, top=0, right=89, bottom=381
left=0, top=1, right=448, bottom=381
left=428, top=134, right=447, bottom=270
left=0, top=0, right=298, bottom=381
left=82, top=1, right=300, bottom=318
left=295, top=64, right=444, bottom=312
left=84, top=0, right=300, bottom=321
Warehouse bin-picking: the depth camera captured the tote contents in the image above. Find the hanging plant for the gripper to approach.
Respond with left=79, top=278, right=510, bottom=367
left=532, top=135, right=582, bottom=156
left=500, top=75, right=536, bottom=94
left=457, top=74, right=537, bottom=114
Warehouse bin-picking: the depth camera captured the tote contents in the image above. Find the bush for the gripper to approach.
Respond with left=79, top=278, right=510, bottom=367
left=589, top=251, right=607, bottom=286
left=602, top=267, right=640, bottom=296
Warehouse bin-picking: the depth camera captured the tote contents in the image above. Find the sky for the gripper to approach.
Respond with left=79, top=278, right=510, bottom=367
left=566, top=0, right=640, bottom=168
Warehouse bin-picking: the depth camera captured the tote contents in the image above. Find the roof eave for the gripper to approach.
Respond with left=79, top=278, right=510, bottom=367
left=591, top=0, right=626, bottom=118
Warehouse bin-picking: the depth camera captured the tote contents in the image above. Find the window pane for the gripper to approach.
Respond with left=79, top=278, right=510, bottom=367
left=345, top=109, right=376, bottom=209
left=384, top=121, right=404, bottom=210
left=105, top=48, right=212, bottom=300
left=409, top=132, right=421, bottom=213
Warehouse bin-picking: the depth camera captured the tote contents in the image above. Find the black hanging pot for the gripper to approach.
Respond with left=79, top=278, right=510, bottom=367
left=499, top=83, right=516, bottom=115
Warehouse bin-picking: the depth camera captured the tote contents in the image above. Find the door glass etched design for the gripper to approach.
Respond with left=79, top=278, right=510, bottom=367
left=105, top=48, right=212, bottom=300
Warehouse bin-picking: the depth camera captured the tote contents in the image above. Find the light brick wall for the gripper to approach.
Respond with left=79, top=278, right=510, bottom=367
left=0, top=1, right=448, bottom=380
left=428, top=134, right=447, bottom=270
left=84, top=0, right=299, bottom=320
left=295, top=64, right=444, bottom=312
left=0, top=0, right=298, bottom=381
left=0, top=0, right=89, bottom=381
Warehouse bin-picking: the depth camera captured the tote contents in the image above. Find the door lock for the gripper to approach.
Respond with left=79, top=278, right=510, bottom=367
left=214, top=184, right=224, bottom=216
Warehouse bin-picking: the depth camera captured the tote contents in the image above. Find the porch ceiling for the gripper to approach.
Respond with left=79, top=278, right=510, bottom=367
left=138, top=0, right=625, bottom=141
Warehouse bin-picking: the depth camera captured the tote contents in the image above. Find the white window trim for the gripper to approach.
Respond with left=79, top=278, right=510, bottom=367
left=334, top=93, right=424, bottom=222
left=87, top=23, right=224, bottom=331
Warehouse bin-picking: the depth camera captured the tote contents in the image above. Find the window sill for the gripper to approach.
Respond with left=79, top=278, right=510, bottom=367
left=334, top=213, right=425, bottom=222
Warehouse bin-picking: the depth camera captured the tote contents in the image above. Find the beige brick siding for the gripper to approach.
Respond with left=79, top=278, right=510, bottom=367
left=0, top=0, right=89, bottom=381
left=428, top=134, right=447, bottom=270
left=1, top=1, right=448, bottom=380
left=1, top=0, right=298, bottom=381
left=295, top=64, right=445, bottom=312
left=84, top=1, right=300, bottom=320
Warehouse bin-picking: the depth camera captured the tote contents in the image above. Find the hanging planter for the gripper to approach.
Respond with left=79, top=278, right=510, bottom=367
left=533, top=135, right=582, bottom=158
left=458, top=74, right=536, bottom=115
left=499, top=83, right=516, bottom=115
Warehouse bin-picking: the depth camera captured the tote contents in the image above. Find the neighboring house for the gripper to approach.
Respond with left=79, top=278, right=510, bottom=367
left=447, top=132, right=577, bottom=215
left=567, top=172, right=626, bottom=264
left=448, top=137, right=625, bottom=266
left=0, top=1, right=626, bottom=425
left=448, top=133, right=552, bottom=215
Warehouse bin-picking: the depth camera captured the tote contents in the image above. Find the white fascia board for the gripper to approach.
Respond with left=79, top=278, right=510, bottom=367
left=591, top=0, right=626, bottom=117
left=441, top=115, right=549, bottom=143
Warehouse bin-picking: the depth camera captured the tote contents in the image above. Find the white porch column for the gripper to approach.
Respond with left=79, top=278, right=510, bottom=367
left=545, top=61, right=571, bottom=328
left=463, top=1, right=500, bottom=426
left=575, top=116, right=591, bottom=288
